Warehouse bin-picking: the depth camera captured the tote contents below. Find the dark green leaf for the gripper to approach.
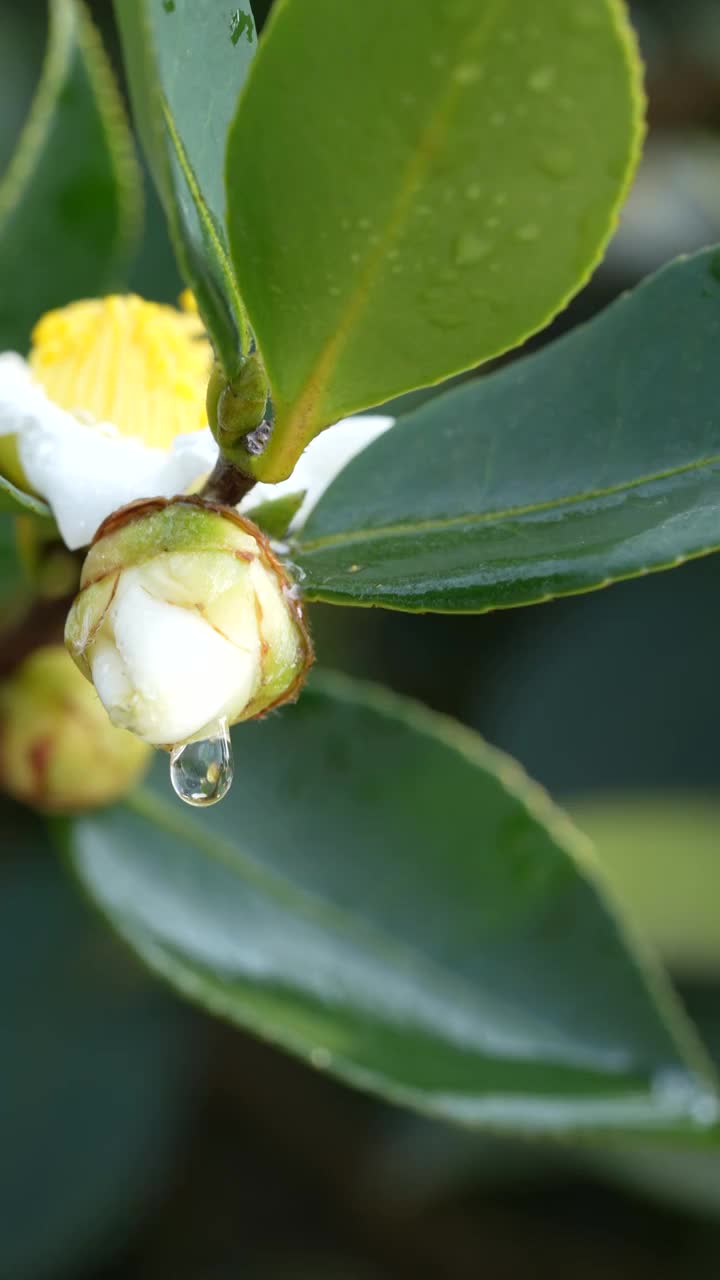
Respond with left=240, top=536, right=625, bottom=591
left=226, top=0, right=643, bottom=479
left=0, top=0, right=141, bottom=352
left=295, top=248, right=720, bottom=611
left=115, top=0, right=256, bottom=374
left=66, top=672, right=718, bottom=1138
left=0, top=515, right=25, bottom=602
left=0, top=800, right=191, bottom=1279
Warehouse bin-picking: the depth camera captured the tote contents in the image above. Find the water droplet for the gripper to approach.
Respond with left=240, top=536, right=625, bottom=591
left=430, top=51, right=447, bottom=69
left=328, top=285, right=341, bottom=296
left=170, top=720, right=233, bottom=807
left=485, top=215, right=500, bottom=230
left=431, top=313, right=465, bottom=330
left=538, top=145, right=575, bottom=179
left=494, top=191, right=508, bottom=206
left=350, top=251, right=361, bottom=265
left=454, top=231, right=492, bottom=266
left=453, top=63, right=482, bottom=86
left=400, top=90, right=417, bottom=107
left=357, top=216, right=372, bottom=230
left=490, top=111, right=506, bottom=127
left=528, top=65, right=556, bottom=92
left=465, top=181, right=483, bottom=201
left=516, top=222, right=540, bottom=242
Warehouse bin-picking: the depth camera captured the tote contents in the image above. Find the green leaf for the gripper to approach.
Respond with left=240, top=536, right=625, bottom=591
left=295, top=247, right=720, bottom=612
left=569, top=794, right=720, bottom=982
left=0, top=801, right=191, bottom=1278
left=0, top=474, right=52, bottom=520
left=0, top=0, right=141, bottom=352
left=65, top=672, right=718, bottom=1138
left=226, top=0, right=644, bottom=480
left=0, top=516, right=25, bottom=603
left=114, top=0, right=256, bottom=375
left=245, top=489, right=306, bottom=539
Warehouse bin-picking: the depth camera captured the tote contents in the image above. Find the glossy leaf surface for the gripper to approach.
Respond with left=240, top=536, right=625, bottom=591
left=67, top=673, right=717, bottom=1137
left=296, top=249, right=720, bottom=611
left=0, top=0, right=140, bottom=352
left=226, top=0, right=643, bottom=478
left=115, top=0, right=256, bottom=374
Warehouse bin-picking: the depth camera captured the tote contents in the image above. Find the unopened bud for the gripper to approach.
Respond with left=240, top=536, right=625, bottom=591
left=0, top=644, right=149, bottom=813
left=65, top=497, right=313, bottom=748
left=206, top=354, right=270, bottom=463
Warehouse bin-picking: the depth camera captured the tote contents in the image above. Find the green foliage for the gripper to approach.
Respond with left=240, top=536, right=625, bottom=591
left=114, top=0, right=257, bottom=375
left=65, top=673, right=717, bottom=1138
left=244, top=489, right=306, bottom=538
left=4, top=0, right=720, bottom=1158
left=0, top=516, right=25, bottom=603
left=0, top=475, right=51, bottom=519
left=0, top=0, right=141, bottom=352
left=225, top=0, right=644, bottom=479
left=294, top=248, right=720, bottom=611
left=0, top=801, right=191, bottom=1278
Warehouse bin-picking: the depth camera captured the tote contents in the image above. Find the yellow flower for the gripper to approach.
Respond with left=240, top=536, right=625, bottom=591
left=0, top=293, right=218, bottom=548
left=0, top=291, right=395, bottom=550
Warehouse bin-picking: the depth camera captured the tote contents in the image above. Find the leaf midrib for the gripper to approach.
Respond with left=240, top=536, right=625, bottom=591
left=298, top=452, right=720, bottom=553
left=122, top=785, right=639, bottom=1072
left=269, top=0, right=509, bottom=453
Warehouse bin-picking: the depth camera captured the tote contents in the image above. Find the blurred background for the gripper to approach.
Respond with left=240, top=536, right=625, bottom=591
left=3, top=1, right=720, bottom=1275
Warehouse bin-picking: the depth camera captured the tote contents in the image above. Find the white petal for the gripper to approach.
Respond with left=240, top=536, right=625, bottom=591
left=0, top=352, right=56, bottom=437
left=18, top=408, right=218, bottom=550
left=240, top=414, right=394, bottom=530
left=95, top=569, right=258, bottom=745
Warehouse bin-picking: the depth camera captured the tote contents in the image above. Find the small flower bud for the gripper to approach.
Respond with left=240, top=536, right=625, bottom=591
left=0, top=645, right=149, bottom=813
left=64, top=497, right=313, bottom=748
left=206, top=354, right=270, bottom=462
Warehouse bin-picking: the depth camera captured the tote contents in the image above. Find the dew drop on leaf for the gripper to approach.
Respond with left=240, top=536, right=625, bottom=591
left=170, top=719, right=234, bottom=807
left=528, top=65, right=556, bottom=92
left=454, top=231, right=493, bottom=266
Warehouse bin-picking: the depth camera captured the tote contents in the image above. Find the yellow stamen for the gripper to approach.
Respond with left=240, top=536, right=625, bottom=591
left=29, top=294, right=212, bottom=450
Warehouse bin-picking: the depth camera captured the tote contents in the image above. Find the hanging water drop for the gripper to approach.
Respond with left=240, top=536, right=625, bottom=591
left=170, top=718, right=234, bottom=807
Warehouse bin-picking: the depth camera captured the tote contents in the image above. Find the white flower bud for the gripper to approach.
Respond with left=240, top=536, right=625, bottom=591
left=65, top=498, right=313, bottom=747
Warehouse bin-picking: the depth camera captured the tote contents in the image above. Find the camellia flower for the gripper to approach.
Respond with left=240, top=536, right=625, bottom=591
left=0, top=293, right=394, bottom=550
left=0, top=292, right=393, bottom=803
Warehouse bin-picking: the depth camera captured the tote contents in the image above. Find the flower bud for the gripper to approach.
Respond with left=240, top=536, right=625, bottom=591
left=0, top=645, right=149, bottom=813
left=65, top=497, right=313, bottom=748
left=206, top=354, right=269, bottom=463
